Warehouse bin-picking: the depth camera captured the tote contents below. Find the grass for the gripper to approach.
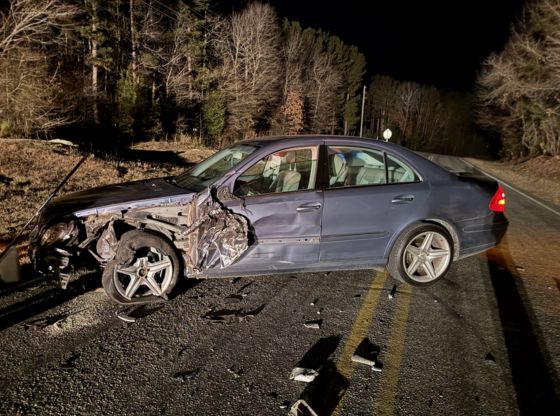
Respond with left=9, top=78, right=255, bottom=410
left=0, top=139, right=215, bottom=241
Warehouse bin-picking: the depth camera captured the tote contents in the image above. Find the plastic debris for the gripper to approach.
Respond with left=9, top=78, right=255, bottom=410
left=290, top=367, right=319, bottom=383
left=304, top=320, right=322, bottom=329
left=288, top=399, right=318, bottom=416
left=351, top=354, right=375, bottom=367
left=388, top=285, right=397, bottom=299
left=352, top=338, right=382, bottom=372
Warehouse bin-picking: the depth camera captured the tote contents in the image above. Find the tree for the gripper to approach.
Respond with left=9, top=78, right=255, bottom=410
left=213, top=2, right=282, bottom=139
left=476, top=0, right=560, bottom=158
left=0, top=0, right=77, bottom=137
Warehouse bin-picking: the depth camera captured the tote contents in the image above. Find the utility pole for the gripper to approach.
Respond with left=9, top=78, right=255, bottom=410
left=343, top=93, right=349, bottom=136
left=359, top=85, right=366, bottom=137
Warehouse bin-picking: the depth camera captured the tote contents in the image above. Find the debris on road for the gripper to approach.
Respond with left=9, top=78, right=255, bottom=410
left=351, top=354, right=376, bottom=367
left=173, top=368, right=199, bottom=382
left=288, top=399, right=318, bottom=416
left=515, top=266, right=525, bottom=272
left=388, top=284, right=397, bottom=299
left=310, top=298, right=318, bottom=306
left=116, top=311, right=137, bottom=323
left=227, top=367, right=244, bottom=378
left=202, top=304, right=266, bottom=322
left=290, top=367, right=319, bottom=383
left=280, top=401, right=291, bottom=409
left=304, top=320, right=322, bottom=329
left=352, top=337, right=382, bottom=372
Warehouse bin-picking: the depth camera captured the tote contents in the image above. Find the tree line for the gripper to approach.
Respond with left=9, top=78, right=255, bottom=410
left=475, top=0, right=560, bottom=159
left=0, top=0, right=366, bottom=146
left=364, top=75, right=488, bottom=156
left=1, top=0, right=492, bottom=157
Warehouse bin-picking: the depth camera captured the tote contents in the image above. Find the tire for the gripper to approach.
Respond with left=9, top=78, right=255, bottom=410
left=387, top=223, right=453, bottom=286
left=102, top=230, right=180, bottom=304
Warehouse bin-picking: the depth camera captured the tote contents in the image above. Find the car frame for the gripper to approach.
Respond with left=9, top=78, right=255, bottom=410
left=29, top=135, right=508, bottom=304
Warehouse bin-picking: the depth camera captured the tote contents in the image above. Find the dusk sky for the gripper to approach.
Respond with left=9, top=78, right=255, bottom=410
left=265, top=0, right=525, bottom=90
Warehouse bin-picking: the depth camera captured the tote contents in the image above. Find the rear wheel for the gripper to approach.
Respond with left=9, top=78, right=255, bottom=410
left=102, top=230, right=180, bottom=304
left=387, top=224, right=453, bottom=285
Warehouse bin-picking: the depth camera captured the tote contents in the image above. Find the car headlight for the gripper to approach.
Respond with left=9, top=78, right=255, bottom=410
left=40, top=221, right=76, bottom=246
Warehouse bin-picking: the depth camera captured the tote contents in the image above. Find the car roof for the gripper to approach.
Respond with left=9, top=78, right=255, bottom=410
left=240, top=135, right=401, bottom=150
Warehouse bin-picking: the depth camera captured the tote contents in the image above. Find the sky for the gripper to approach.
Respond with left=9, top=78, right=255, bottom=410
left=265, top=0, right=526, bottom=91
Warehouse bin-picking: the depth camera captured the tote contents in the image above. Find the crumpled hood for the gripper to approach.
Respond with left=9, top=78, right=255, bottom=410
left=41, top=177, right=194, bottom=220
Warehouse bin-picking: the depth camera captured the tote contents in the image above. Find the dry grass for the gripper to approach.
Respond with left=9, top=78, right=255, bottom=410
left=0, top=139, right=215, bottom=240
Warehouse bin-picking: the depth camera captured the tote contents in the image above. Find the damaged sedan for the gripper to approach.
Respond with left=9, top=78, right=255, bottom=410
left=29, top=136, right=508, bottom=304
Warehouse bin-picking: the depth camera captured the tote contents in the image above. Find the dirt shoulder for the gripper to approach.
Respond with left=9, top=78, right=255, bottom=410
left=0, top=139, right=215, bottom=240
left=466, top=156, right=560, bottom=206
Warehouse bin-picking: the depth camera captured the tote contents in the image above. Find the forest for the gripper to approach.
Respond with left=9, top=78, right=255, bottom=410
left=2, top=0, right=558, bottom=159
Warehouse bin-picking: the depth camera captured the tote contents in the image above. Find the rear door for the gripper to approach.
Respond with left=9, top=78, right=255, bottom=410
left=320, top=143, right=430, bottom=262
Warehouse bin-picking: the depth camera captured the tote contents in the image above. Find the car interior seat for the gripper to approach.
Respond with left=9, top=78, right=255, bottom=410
left=356, top=164, right=386, bottom=185
left=344, top=157, right=365, bottom=186
left=329, top=153, right=347, bottom=186
left=272, top=151, right=301, bottom=192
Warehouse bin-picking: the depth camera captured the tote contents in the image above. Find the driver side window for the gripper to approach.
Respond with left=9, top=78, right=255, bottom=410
left=234, top=147, right=318, bottom=197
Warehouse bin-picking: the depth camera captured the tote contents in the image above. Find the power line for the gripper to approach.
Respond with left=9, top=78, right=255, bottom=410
left=138, top=0, right=177, bottom=22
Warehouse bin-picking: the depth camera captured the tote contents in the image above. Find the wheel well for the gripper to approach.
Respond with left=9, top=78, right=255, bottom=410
left=422, top=218, right=460, bottom=260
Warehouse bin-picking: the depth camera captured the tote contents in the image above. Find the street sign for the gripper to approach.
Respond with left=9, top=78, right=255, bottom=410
left=382, top=128, right=392, bottom=141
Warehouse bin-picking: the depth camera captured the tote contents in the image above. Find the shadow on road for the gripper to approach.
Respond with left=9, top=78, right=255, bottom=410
left=0, top=271, right=100, bottom=332
left=296, top=335, right=349, bottom=415
left=486, top=238, right=560, bottom=414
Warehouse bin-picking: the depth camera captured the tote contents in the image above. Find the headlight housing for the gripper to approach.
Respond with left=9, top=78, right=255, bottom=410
left=40, top=221, right=76, bottom=246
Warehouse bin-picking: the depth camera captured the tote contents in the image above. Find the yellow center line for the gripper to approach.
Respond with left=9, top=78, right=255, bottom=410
left=372, top=288, right=413, bottom=416
left=332, top=271, right=389, bottom=416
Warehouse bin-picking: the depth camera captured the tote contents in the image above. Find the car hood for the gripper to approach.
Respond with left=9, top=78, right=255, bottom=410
left=41, top=177, right=194, bottom=220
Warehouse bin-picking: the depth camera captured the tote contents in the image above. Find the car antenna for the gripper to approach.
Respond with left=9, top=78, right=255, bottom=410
left=0, top=153, right=90, bottom=263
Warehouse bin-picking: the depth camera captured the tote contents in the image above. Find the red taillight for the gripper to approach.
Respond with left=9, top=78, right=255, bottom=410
left=489, top=184, right=506, bottom=212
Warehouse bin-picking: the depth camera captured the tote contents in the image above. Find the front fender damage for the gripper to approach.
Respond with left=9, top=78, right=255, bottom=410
left=82, top=188, right=250, bottom=279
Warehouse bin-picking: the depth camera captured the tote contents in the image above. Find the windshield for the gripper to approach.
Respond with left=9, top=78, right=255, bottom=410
left=175, top=144, right=260, bottom=191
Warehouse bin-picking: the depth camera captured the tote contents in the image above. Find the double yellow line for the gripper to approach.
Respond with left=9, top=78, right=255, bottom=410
left=333, top=271, right=413, bottom=416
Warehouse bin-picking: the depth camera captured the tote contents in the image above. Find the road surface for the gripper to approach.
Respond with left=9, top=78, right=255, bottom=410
left=0, top=159, right=558, bottom=415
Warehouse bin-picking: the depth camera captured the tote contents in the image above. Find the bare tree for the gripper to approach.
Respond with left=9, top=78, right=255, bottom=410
left=213, top=2, right=282, bottom=138
left=0, top=0, right=77, bottom=137
left=476, top=0, right=560, bottom=157
left=0, top=0, right=76, bottom=54
left=304, top=51, right=341, bottom=133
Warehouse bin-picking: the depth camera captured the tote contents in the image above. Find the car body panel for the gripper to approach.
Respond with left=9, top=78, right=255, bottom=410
left=223, top=190, right=323, bottom=271
left=320, top=181, right=430, bottom=262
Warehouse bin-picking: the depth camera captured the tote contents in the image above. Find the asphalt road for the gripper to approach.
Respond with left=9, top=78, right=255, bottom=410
left=0, top=160, right=559, bottom=415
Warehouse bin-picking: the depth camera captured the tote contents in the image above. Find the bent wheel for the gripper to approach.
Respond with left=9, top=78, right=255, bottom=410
left=387, top=224, right=453, bottom=285
left=102, top=230, right=180, bottom=304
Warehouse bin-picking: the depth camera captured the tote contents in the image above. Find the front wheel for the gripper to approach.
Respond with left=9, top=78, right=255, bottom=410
left=387, top=224, right=453, bottom=285
left=102, top=230, right=180, bottom=304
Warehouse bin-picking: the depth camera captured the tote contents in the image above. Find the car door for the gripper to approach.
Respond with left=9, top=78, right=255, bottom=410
left=222, top=145, right=323, bottom=272
left=320, top=143, right=430, bottom=263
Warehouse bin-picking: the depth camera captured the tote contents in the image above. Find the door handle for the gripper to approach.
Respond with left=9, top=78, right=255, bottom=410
left=391, top=194, right=415, bottom=204
left=296, top=203, right=322, bottom=212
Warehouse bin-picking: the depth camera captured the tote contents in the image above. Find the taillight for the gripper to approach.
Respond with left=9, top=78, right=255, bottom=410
left=489, top=184, right=506, bottom=212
